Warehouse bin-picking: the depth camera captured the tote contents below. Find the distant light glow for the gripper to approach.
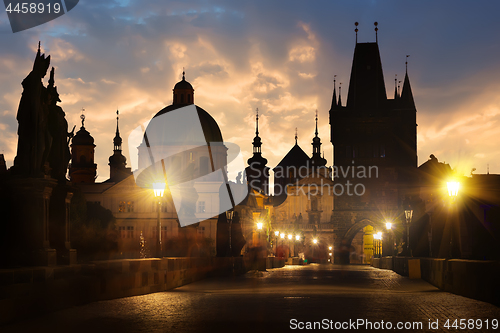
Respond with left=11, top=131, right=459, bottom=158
left=313, top=238, right=318, bottom=244
left=280, top=233, right=285, bottom=239
left=288, top=234, right=292, bottom=240
left=275, top=231, right=280, bottom=236
left=256, top=222, right=263, bottom=230
left=386, top=222, right=392, bottom=230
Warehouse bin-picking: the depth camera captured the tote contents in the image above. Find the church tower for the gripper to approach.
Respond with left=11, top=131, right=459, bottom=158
left=329, top=23, right=418, bottom=250
left=108, top=110, right=132, bottom=182
left=69, top=112, right=97, bottom=183
left=246, top=108, right=269, bottom=195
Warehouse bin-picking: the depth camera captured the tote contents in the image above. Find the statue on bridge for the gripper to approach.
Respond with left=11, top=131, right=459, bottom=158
left=12, top=42, right=73, bottom=181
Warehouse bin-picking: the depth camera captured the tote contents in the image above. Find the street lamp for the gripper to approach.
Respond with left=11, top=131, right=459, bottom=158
left=447, top=181, right=460, bottom=198
left=226, top=209, right=234, bottom=257
left=405, top=207, right=413, bottom=257
left=313, top=238, right=318, bottom=244
left=256, top=222, right=263, bottom=230
left=152, top=182, right=165, bottom=258
left=447, top=181, right=460, bottom=258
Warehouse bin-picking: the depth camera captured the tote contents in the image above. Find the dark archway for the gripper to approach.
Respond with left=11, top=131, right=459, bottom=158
left=336, top=218, right=383, bottom=264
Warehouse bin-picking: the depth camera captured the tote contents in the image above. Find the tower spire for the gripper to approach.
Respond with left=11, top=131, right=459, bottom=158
left=295, top=128, right=298, bottom=145
left=394, top=74, right=398, bottom=99
left=406, top=55, right=409, bottom=73
left=338, top=83, right=342, bottom=107
left=255, top=107, right=259, bottom=137
left=315, top=109, right=318, bottom=137
left=331, top=75, right=337, bottom=109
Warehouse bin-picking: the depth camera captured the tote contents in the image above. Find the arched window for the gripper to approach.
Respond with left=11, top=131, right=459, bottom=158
left=311, top=197, right=318, bottom=211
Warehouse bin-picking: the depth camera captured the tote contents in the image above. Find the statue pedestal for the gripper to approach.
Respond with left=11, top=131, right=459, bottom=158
left=4, top=177, right=58, bottom=267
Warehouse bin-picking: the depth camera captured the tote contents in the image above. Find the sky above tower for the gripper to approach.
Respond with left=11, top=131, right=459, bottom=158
left=1, top=0, right=500, bottom=181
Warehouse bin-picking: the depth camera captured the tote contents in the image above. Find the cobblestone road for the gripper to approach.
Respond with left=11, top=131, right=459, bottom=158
left=3, top=264, right=500, bottom=332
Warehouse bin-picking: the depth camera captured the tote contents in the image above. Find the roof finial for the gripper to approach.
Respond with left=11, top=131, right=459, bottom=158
left=116, top=110, right=120, bottom=134
left=355, top=22, right=359, bottom=43
left=80, top=108, right=86, bottom=127
left=398, top=80, right=401, bottom=97
left=295, top=128, right=298, bottom=145
left=374, top=22, right=378, bottom=43
left=37, top=41, right=41, bottom=54
left=255, top=107, right=259, bottom=136
left=406, top=55, right=410, bottom=73
left=394, top=74, right=398, bottom=99
left=315, top=109, right=318, bottom=137
left=182, top=67, right=185, bottom=80
left=488, top=163, right=490, bottom=175
left=338, top=83, right=342, bottom=107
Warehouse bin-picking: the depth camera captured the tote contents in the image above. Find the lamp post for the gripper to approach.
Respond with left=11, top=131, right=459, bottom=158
left=153, top=182, right=165, bottom=258
left=404, top=207, right=413, bottom=257
left=447, top=181, right=460, bottom=258
left=386, top=222, right=395, bottom=257
left=226, top=209, right=234, bottom=256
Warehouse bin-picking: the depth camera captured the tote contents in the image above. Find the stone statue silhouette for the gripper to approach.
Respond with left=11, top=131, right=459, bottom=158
left=13, top=42, right=51, bottom=177
left=47, top=67, right=73, bottom=181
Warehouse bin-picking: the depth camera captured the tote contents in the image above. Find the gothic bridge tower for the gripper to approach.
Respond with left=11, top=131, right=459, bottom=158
left=329, top=23, right=418, bottom=258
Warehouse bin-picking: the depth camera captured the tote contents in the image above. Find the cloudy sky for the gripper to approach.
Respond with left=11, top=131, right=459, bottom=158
left=1, top=0, right=500, bottom=182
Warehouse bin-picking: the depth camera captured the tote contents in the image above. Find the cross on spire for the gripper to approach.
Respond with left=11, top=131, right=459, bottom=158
left=315, top=109, right=318, bottom=137
left=255, top=107, right=259, bottom=136
left=374, top=22, right=378, bottom=43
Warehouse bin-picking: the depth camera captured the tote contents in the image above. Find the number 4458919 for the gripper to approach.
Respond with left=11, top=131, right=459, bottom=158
left=5, top=2, right=61, bottom=14
left=444, top=319, right=498, bottom=330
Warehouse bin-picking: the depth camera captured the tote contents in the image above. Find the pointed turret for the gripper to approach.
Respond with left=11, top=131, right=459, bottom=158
left=246, top=108, right=269, bottom=194
left=109, top=110, right=132, bottom=182
left=400, top=71, right=415, bottom=109
left=330, top=76, right=337, bottom=109
left=310, top=110, right=327, bottom=168
left=338, top=84, right=342, bottom=107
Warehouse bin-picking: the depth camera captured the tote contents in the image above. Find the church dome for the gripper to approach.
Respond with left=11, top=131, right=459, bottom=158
left=149, top=104, right=223, bottom=143
left=72, top=126, right=94, bottom=146
left=174, top=78, right=194, bottom=90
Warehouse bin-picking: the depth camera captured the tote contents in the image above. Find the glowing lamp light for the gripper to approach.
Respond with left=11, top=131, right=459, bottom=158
left=153, top=182, right=166, bottom=198
left=280, top=233, right=285, bottom=239
left=275, top=231, right=280, bottom=236
left=287, top=234, right=292, bottom=240
left=295, top=235, right=300, bottom=241
left=377, top=231, right=382, bottom=239
left=386, top=222, right=392, bottom=230
left=447, top=181, right=460, bottom=197
left=329, top=253, right=332, bottom=256
left=256, top=222, right=263, bottom=230
left=313, top=239, right=318, bottom=244
left=328, top=246, right=332, bottom=250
